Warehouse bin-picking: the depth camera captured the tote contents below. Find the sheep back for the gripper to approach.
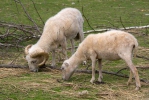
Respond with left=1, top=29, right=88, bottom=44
left=36, top=8, right=84, bottom=52
left=78, top=30, right=138, bottom=60
left=42, top=8, right=83, bottom=40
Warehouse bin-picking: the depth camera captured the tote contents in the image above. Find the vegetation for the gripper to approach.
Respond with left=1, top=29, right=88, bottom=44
left=0, top=0, right=149, bottom=100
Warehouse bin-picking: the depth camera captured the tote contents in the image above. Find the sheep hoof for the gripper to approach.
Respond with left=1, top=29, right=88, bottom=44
left=90, top=81, right=94, bottom=84
left=95, top=81, right=105, bottom=84
left=98, top=77, right=103, bottom=82
left=90, top=79, right=95, bottom=84
left=127, top=82, right=130, bottom=86
left=135, top=87, right=140, bottom=91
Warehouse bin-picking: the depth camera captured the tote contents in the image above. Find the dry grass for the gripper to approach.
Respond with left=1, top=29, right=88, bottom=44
left=0, top=66, right=149, bottom=100
left=0, top=68, right=29, bottom=78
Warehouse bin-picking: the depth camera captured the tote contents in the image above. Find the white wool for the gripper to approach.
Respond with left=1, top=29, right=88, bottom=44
left=61, top=30, right=141, bottom=90
left=25, top=7, right=84, bottom=72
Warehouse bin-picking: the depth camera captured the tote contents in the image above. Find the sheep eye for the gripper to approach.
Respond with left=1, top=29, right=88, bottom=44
left=31, top=60, right=37, bottom=64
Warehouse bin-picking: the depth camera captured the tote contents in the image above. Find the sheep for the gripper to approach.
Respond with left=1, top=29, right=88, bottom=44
left=61, top=30, right=141, bottom=90
left=25, top=7, right=84, bottom=72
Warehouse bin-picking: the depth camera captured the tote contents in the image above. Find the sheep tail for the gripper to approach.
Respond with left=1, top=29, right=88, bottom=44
left=133, top=45, right=137, bottom=58
left=132, top=40, right=138, bottom=58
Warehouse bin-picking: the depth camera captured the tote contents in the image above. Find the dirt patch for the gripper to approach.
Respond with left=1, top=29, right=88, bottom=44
left=0, top=68, right=29, bottom=78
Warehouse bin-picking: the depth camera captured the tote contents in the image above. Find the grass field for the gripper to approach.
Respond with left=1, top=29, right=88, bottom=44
left=1, top=0, right=149, bottom=30
left=0, top=0, right=149, bottom=100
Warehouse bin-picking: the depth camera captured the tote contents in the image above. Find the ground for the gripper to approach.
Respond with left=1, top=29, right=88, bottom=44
left=0, top=66, right=149, bottom=100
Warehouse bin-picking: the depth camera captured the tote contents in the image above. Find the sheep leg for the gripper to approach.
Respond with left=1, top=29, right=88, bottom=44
left=79, top=30, right=86, bottom=65
left=128, top=63, right=141, bottom=90
left=79, top=30, right=84, bottom=42
left=51, top=50, right=56, bottom=66
left=70, top=39, right=75, bottom=55
left=58, top=49, right=62, bottom=61
left=60, top=39, right=68, bottom=60
left=127, top=70, right=133, bottom=85
left=120, top=54, right=141, bottom=90
left=97, top=59, right=103, bottom=82
left=90, top=54, right=97, bottom=84
left=127, top=61, right=140, bottom=90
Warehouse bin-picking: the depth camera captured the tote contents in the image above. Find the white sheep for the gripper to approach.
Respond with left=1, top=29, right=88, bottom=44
left=25, top=7, right=84, bottom=72
left=61, top=30, right=141, bottom=90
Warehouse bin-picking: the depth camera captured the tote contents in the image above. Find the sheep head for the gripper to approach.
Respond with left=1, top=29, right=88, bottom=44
left=61, top=60, right=76, bottom=80
left=25, top=45, right=49, bottom=72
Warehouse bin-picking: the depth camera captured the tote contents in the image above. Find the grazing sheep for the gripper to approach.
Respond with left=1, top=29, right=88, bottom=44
left=25, top=7, right=84, bottom=72
left=61, top=30, right=141, bottom=90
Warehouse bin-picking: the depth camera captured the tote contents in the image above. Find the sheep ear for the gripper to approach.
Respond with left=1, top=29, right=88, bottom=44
left=64, top=62, right=69, bottom=67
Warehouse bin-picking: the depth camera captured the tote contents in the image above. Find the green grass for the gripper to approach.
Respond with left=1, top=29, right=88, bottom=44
left=0, top=0, right=149, bottom=100
left=1, top=0, right=149, bottom=30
